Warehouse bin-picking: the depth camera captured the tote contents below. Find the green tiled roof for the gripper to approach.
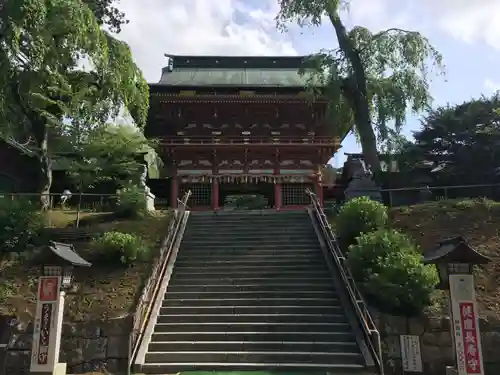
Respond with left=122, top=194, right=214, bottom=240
left=154, top=55, right=317, bottom=88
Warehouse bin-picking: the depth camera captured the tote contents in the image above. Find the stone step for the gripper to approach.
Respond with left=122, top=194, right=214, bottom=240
left=172, top=264, right=329, bottom=273
left=188, top=214, right=310, bottom=221
left=140, top=362, right=367, bottom=373
left=153, top=322, right=352, bottom=333
left=179, top=243, right=319, bottom=251
left=173, top=258, right=324, bottom=268
left=159, top=305, right=344, bottom=315
left=166, top=284, right=334, bottom=293
left=184, top=228, right=316, bottom=236
left=147, top=340, right=358, bottom=353
left=187, top=219, right=310, bottom=227
left=150, top=330, right=356, bottom=343
left=183, top=231, right=318, bottom=242
left=164, top=290, right=337, bottom=300
left=156, top=313, right=347, bottom=324
left=169, top=270, right=331, bottom=279
left=181, top=238, right=318, bottom=246
left=167, top=276, right=333, bottom=286
left=144, top=350, right=364, bottom=366
left=174, top=249, right=322, bottom=259
left=162, top=297, right=340, bottom=307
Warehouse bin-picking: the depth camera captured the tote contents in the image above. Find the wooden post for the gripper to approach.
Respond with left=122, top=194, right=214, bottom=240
left=170, top=171, right=178, bottom=209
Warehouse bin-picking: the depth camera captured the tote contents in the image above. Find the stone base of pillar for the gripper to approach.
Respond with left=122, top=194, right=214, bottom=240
left=30, top=362, right=66, bottom=375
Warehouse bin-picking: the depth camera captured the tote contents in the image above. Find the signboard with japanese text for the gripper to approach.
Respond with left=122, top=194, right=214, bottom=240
left=39, top=276, right=59, bottom=302
left=30, top=276, right=62, bottom=373
left=400, top=335, right=423, bottom=372
left=450, top=274, right=484, bottom=375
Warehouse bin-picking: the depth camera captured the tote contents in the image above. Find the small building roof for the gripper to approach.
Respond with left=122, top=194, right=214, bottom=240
left=48, top=241, right=92, bottom=267
left=423, top=236, right=490, bottom=265
left=152, top=55, right=319, bottom=88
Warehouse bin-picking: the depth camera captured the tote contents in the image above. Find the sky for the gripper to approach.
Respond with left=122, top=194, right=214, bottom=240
left=114, top=0, right=500, bottom=167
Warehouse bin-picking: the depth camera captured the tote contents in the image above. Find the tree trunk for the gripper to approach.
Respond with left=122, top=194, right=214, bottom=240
left=327, top=9, right=381, bottom=173
left=34, top=122, right=52, bottom=210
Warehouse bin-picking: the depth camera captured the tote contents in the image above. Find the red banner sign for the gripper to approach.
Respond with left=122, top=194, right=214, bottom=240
left=459, top=302, right=482, bottom=374
left=39, top=277, right=59, bottom=302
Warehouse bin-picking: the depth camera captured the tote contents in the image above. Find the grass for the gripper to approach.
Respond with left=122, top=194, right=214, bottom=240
left=391, top=198, right=500, bottom=318
left=0, top=209, right=173, bottom=323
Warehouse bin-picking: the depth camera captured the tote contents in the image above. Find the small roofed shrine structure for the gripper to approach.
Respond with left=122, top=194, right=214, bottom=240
left=146, top=55, right=348, bottom=210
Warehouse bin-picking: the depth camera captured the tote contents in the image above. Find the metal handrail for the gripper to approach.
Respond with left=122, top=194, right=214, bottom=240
left=305, top=189, right=383, bottom=374
left=128, top=190, right=192, bottom=370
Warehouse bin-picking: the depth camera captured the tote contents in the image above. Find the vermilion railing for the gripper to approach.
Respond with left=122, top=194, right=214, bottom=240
left=306, top=188, right=383, bottom=375
left=159, top=136, right=340, bottom=146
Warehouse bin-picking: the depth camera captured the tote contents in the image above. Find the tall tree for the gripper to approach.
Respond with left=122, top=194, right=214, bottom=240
left=0, top=0, right=149, bottom=207
left=277, top=0, right=444, bottom=173
left=409, top=94, right=500, bottom=183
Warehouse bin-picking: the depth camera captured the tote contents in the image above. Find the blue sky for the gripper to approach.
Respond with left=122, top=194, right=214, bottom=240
left=116, top=0, right=500, bottom=167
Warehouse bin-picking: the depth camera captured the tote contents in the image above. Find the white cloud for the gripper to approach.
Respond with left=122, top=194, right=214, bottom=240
left=484, top=78, right=500, bottom=93
left=397, top=0, right=500, bottom=49
left=115, top=0, right=296, bottom=82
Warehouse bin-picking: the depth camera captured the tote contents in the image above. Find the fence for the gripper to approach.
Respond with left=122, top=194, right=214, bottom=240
left=380, top=183, right=500, bottom=207
left=0, top=192, right=118, bottom=211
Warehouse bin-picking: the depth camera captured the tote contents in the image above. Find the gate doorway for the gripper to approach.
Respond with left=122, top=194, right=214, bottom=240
left=220, top=183, right=274, bottom=210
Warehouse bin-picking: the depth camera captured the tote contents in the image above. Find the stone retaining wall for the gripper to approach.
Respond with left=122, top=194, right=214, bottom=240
left=3, top=311, right=500, bottom=374
left=1, top=315, right=131, bottom=374
left=376, top=313, right=500, bottom=375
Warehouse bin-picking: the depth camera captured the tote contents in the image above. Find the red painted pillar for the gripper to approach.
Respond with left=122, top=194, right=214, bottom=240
left=275, top=182, right=282, bottom=210
left=170, top=173, right=178, bottom=209
left=212, top=178, right=219, bottom=210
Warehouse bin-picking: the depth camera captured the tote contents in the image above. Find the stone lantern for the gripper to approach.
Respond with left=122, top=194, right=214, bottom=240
left=423, top=236, right=490, bottom=290
left=423, top=236, right=490, bottom=375
left=30, top=241, right=91, bottom=375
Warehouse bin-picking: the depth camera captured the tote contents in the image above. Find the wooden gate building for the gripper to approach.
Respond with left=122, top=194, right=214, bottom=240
left=146, top=55, right=344, bottom=210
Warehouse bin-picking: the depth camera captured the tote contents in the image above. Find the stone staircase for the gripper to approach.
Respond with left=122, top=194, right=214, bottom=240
left=135, top=209, right=378, bottom=374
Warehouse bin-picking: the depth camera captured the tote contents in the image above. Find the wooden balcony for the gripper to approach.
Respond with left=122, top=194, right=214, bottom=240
left=159, top=136, right=340, bottom=148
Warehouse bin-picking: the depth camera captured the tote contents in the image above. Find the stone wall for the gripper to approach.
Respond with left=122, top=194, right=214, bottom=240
left=376, top=312, right=500, bottom=375
left=1, top=315, right=131, bottom=374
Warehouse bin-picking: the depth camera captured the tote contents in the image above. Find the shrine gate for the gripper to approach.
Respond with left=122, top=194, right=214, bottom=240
left=146, top=55, right=343, bottom=210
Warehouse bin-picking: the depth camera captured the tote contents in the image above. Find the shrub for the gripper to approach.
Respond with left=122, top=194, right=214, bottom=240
left=91, top=231, right=150, bottom=265
left=114, top=184, right=147, bottom=218
left=0, top=198, right=44, bottom=256
left=348, top=229, right=438, bottom=316
left=336, top=196, right=388, bottom=250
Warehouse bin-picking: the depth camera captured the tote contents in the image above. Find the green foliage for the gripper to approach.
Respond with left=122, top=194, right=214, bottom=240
left=0, top=198, right=44, bottom=255
left=401, top=93, right=500, bottom=183
left=91, top=231, right=150, bottom=265
left=114, top=184, right=147, bottom=218
left=336, top=197, right=388, bottom=249
left=276, top=0, right=444, bottom=171
left=0, top=0, right=149, bottom=196
left=64, top=124, right=156, bottom=190
left=225, top=194, right=269, bottom=210
left=348, top=229, right=439, bottom=316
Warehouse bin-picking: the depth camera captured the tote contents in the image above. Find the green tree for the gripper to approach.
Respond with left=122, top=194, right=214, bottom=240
left=276, top=0, right=444, bottom=173
left=0, top=0, right=149, bottom=208
left=408, top=93, right=500, bottom=183
left=65, top=124, right=156, bottom=189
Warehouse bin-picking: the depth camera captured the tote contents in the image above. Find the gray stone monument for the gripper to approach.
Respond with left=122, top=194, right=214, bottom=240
left=344, top=158, right=382, bottom=202
left=138, top=163, right=155, bottom=211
